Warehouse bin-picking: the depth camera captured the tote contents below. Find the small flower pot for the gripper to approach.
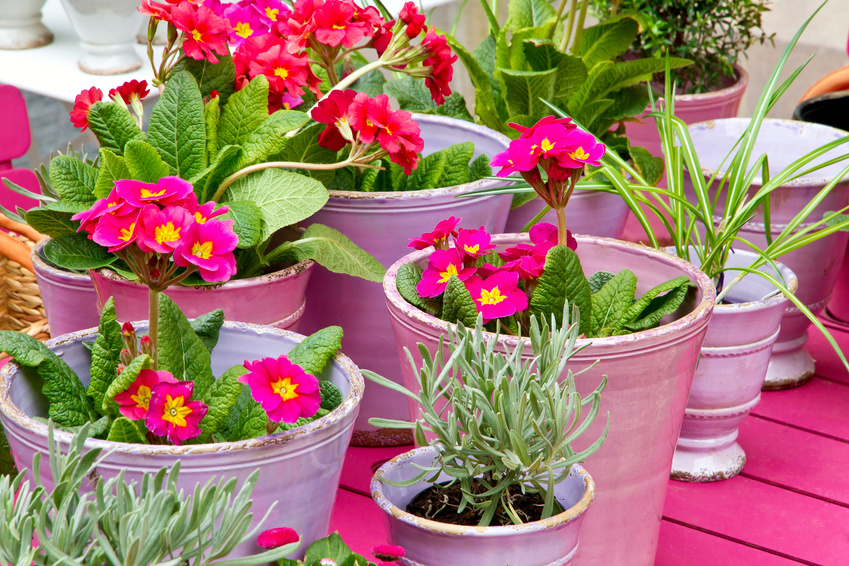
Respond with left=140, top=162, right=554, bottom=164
left=672, top=250, right=797, bottom=482
left=383, top=234, right=716, bottom=566
left=31, top=239, right=101, bottom=336
left=504, top=189, right=629, bottom=239
left=89, top=260, right=315, bottom=332
left=684, top=118, right=849, bottom=390
left=0, top=0, right=53, bottom=49
left=59, top=0, right=145, bottom=75
left=0, top=322, right=363, bottom=559
left=299, top=114, right=512, bottom=447
left=371, top=446, right=595, bottom=566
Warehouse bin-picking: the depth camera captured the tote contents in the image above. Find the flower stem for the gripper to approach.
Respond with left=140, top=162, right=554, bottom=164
left=324, top=59, right=385, bottom=97
left=556, top=207, right=568, bottom=247
left=571, top=0, right=590, bottom=53
left=212, top=160, right=353, bottom=202
left=149, top=287, right=160, bottom=370
left=560, top=0, right=579, bottom=52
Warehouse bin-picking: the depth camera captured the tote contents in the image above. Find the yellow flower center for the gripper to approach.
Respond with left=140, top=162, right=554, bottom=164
left=479, top=286, right=507, bottom=305
left=540, top=138, right=554, bottom=152
left=107, top=201, right=119, bottom=208
left=266, top=7, right=279, bottom=21
left=131, top=385, right=152, bottom=411
left=569, top=147, right=590, bottom=161
left=332, top=24, right=346, bottom=30
left=235, top=22, right=254, bottom=38
left=191, top=29, right=203, bottom=42
left=191, top=240, right=214, bottom=259
left=140, top=188, right=166, bottom=199
left=154, top=222, right=181, bottom=244
left=162, top=394, right=192, bottom=427
left=194, top=211, right=208, bottom=224
left=438, top=263, right=459, bottom=284
left=119, top=223, right=136, bottom=242
left=274, top=67, right=289, bottom=79
left=464, top=244, right=480, bottom=254
left=271, top=377, right=300, bottom=401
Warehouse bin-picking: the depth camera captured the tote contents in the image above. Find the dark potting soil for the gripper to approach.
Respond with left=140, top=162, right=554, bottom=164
left=405, top=480, right=564, bottom=527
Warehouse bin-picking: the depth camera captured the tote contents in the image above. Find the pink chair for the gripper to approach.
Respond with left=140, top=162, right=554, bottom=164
left=0, top=85, right=42, bottom=213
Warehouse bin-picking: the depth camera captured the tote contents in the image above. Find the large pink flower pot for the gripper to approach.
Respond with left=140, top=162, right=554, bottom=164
left=384, top=235, right=715, bottom=566
left=371, top=447, right=595, bottom=566
left=31, top=239, right=101, bottom=336
left=672, top=251, right=796, bottom=482
left=299, top=115, right=512, bottom=447
left=504, top=189, right=629, bottom=238
left=90, top=260, right=315, bottom=332
left=0, top=322, right=363, bottom=560
left=685, top=118, right=849, bottom=390
left=827, top=250, right=849, bottom=322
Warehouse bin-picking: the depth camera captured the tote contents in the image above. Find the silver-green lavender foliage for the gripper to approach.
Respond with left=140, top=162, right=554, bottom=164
left=0, top=423, right=298, bottom=566
left=365, top=308, right=608, bottom=526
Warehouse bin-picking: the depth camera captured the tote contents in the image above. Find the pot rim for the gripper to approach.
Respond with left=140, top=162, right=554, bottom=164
left=370, top=446, right=596, bottom=536
left=669, top=64, right=749, bottom=102
left=31, top=239, right=91, bottom=281
left=0, top=321, right=364, bottom=456
left=325, top=114, right=511, bottom=201
left=384, top=234, right=717, bottom=351
left=687, top=117, right=849, bottom=187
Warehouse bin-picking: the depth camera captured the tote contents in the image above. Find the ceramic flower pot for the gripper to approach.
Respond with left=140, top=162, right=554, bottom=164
left=90, top=260, right=314, bottom=332
left=0, top=322, right=363, bottom=559
left=298, top=114, right=512, bottom=447
left=59, top=0, right=145, bottom=75
left=31, top=239, right=101, bottom=336
left=371, top=446, right=595, bottom=566
left=684, top=118, right=849, bottom=390
left=384, top=234, right=716, bottom=566
left=672, top=251, right=797, bottom=482
left=504, top=189, right=629, bottom=239
left=0, top=0, right=53, bottom=49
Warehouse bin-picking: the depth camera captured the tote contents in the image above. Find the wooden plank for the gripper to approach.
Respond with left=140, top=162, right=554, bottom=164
left=329, top=488, right=389, bottom=562
left=663, top=475, right=849, bottom=565
left=340, top=445, right=411, bottom=495
left=740, top=416, right=849, bottom=506
left=807, top=321, right=849, bottom=385
left=752, top=378, right=849, bottom=442
left=655, top=520, right=800, bottom=566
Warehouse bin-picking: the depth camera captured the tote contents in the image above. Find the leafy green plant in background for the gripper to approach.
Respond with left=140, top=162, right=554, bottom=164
left=589, top=0, right=774, bottom=94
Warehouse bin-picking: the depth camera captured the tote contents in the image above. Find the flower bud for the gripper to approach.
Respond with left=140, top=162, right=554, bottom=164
left=140, top=335, right=154, bottom=357
left=373, top=544, right=405, bottom=562
left=122, top=322, right=138, bottom=356
left=256, top=527, right=299, bottom=549
left=122, top=322, right=135, bottom=337
left=120, top=349, right=133, bottom=366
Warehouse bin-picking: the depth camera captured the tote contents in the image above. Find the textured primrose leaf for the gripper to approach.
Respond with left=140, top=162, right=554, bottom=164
left=189, top=309, right=225, bottom=354
left=406, top=150, right=447, bottom=191
left=48, top=155, right=98, bottom=203
left=123, top=139, right=172, bottom=183
left=442, top=276, right=479, bottom=328
left=624, top=277, right=691, bottom=332
left=148, top=70, right=207, bottom=180
left=529, top=245, right=592, bottom=333
left=508, top=0, right=556, bottom=30
left=500, top=67, right=558, bottom=118
left=218, top=74, right=269, bottom=147
left=0, top=421, right=17, bottom=476
left=193, top=144, right=243, bottom=202
left=87, top=101, right=145, bottom=156
left=157, top=295, right=215, bottom=397
left=43, top=232, right=117, bottom=271
left=204, top=94, right=221, bottom=161
left=359, top=160, right=382, bottom=192
left=436, top=142, right=475, bottom=188
left=622, top=275, right=690, bottom=324
left=589, top=269, right=637, bottom=338
left=576, top=18, right=639, bottom=69
left=319, top=381, right=343, bottom=411
left=230, top=399, right=268, bottom=441
left=468, top=154, right=493, bottom=183
left=285, top=223, right=385, bottom=283
left=396, top=263, right=441, bottom=316
left=86, top=297, right=124, bottom=415
left=235, top=110, right=310, bottom=170
left=0, top=331, right=95, bottom=427
left=193, top=364, right=245, bottom=444
left=272, top=122, right=338, bottom=187
left=103, top=354, right=152, bottom=415
left=107, top=417, right=148, bottom=443
left=95, top=149, right=130, bottom=199
left=217, top=200, right=261, bottom=250
left=216, top=380, right=252, bottom=442
left=174, top=53, right=237, bottom=105
left=24, top=203, right=87, bottom=238
left=288, top=326, right=344, bottom=377
left=631, top=145, right=665, bottom=188
left=587, top=271, right=616, bottom=294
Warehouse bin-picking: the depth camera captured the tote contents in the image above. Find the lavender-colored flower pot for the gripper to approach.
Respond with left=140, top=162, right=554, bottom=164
left=0, top=322, right=363, bottom=560
left=299, top=115, right=512, bottom=447
left=504, top=189, right=629, bottom=239
left=672, top=251, right=796, bottom=482
left=685, top=118, right=849, bottom=390
left=384, top=235, right=716, bottom=566
left=31, top=239, right=100, bottom=336
left=371, top=447, right=595, bottom=566
left=90, top=260, right=314, bottom=332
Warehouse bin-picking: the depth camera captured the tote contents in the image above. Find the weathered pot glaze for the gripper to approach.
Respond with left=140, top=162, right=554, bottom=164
left=371, top=447, right=595, bottom=566
left=90, top=260, right=314, bottom=332
left=59, top=0, right=144, bottom=74
left=0, top=0, right=52, bottom=49
left=31, top=239, right=100, bottom=336
left=672, top=251, right=796, bottom=482
left=685, top=118, right=849, bottom=390
left=504, top=189, right=629, bottom=239
left=0, top=322, right=363, bottom=559
left=384, top=235, right=716, bottom=566
left=299, top=115, right=511, bottom=447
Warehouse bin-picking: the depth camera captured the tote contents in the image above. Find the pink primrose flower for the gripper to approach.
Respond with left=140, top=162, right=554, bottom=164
left=92, top=211, right=141, bottom=252
left=239, top=356, right=321, bottom=423
left=173, top=219, right=238, bottom=282
left=312, top=89, right=357, bottom=151
left=69, top=87, right=103, bottom=131
left=416, top=248, right=476, bottom=298
left=136, top=204, right=195, bottom=254
left=109, top=80, right=150, bottom=105
left=420, top=29, right=457, bottom=105
left=172, top=2, right=232, bottom=64
left=139, top=0, right=174, bottom=21
left=113, top=369, right=178, bottom=420
left=224, top=3, right=265, bottom=48
left=554, top=129, right=606, bottom=169
left=252, top=0, right=290, bottom=25
left=464, top=270, right=528, bottom=321
left=373, top=544, right=405, bottom=561
left=500, top=223, right=575, bottom=263
left=116, top=176, right=194, bottom=208
left=509, top=115, right=576, bottom=138
left=455, top=227, right=495, bottom=258
left=408, top=216, right=461, bottom=250
left=256, top=527, right=300, bottom=549
left=146, top=380, right=207, bottom=445
left=311, top=0, right=377, bottom=48
left=248, top=40, right=313, bottom=97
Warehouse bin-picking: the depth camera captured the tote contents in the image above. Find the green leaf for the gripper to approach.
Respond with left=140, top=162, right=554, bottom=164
left=158, top=294, right=215, bottom=396
left=87, top=101, right=145, bottom=155
left=148, top=70, right=207, bottom=180
left=193, top=364, right=245, bottom=444
left=205, top=94, right=221, bottom=160
left=103, top=354, right=152, bottom=415
left=468, top=154, right=493, bottom=182
left=218, top=200, right=262, bottom=249
left=448, top=36, right=502, bottom=131
left=173, top=54, right=237, bottom=105
left=623, top=276, right=691, bottom=331
left=351, top=63, right=387, bottom=97
left=189, top=309, right=225, bottom=354
left=631, top=145, right=664, bottom=187
left=106, top=417, right=147, bottom=443
left=235, top=110, right=310, bottom=169
left=42, top=232, right=116, bottom=271
left=305, top=533, right=354, bottom=565
left=222, top=169, right=329, bottom=244
left=499, top=68, right=557, bottom=118
left=589, top=269, right=637, bottom=337
left=359, top=160, right=382, bottom=192
left=436, top=142, right=475, bottom=188
left=218, top=75, right=269, bottom=147
left=230, top=400, right=268, bottom=441
left=95, top=149, right=131, bottom=199
left=48, top=155, right=98, bottom=203
left=442, top=276, right=478, bottom=327
left=193, top=144, right=243, bottom=202
left=521, top=40, right=588, bottom=100
left=396, top=263, right=441, bottom=315
left=86, top=297, right=124, bottom=414
left=574, top=58, right=691, bottom=107
left=0, top=331, right=95, bottom=426
left=272, top=123, right=338, bottom=187
left=384, top=76, right=440, bottom=113
left=319, top=381, right=343, bottom=411
left=406, top=150, right=447, bottom=191
left=507, top=0, right=555, bottom=30
left=284, top=223, right=385, bottom=282
left=587, top=270, right=615, bottom=294
left=529, top=245, right=591, bottom=332
left=287, top=326, right=344, bottom=377
left=577, top=18, right=639, bottom=69
left=216, top=378, right=253, bottom=441
left=123, top=139, right=172, bottom=183
left=24, top=205, right=84, bottom=238
left=0, top=422, right=17, bottom=476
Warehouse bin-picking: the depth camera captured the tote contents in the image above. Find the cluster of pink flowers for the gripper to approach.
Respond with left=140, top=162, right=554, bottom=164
left=70, top=79, right=149, bottom=131
left=72, top=176, right=238, bottom=283
left=254, top=528, right=404, bottom=566
left=410, top=218, right=576, bottom=322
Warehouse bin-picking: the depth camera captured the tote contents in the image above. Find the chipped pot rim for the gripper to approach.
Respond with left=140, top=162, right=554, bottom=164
left=663, top=64, right=749, bottom=103
left=384, top=234, right=717, bottom=352
left=94, top=259, right=315, bottom=289
left=0, top=321, right=364, bottom=456
left=370, top=446, right=596, bottom=536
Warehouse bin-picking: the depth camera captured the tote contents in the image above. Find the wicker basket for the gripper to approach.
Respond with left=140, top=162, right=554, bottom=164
left=0, top=234, right=48, bottom=340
